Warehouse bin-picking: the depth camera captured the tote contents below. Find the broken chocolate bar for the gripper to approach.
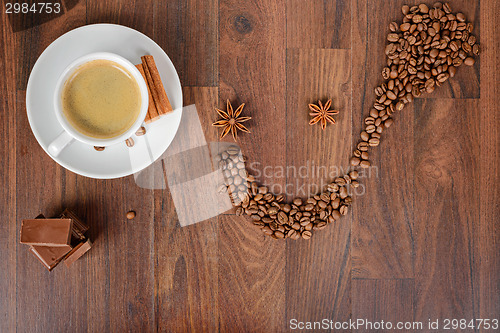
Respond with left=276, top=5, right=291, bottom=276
left=20, top=219, right=73, bottom=247
left=30, top=245, right=72, bottom=271
left=64, top=239, right=92, bottom=267
left=59, top=209, right=89, bottom=243
left=28, top=214, right=72, bottom=271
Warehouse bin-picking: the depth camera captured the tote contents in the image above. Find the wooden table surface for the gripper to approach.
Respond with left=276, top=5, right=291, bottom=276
left=1, top=0, right=498, bottom=332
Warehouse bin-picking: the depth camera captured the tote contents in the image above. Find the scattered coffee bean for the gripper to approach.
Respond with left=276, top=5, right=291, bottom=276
left=135, top=126, right=146, bottom=136
left=126, top=211, right=136, bottom=219
left=94, top=146, right=105, bottom=151
left=125, top=137, right=135, bottom=147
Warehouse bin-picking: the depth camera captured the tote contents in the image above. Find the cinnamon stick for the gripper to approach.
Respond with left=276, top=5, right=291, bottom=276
left=136, top=64, right=160, bottom=123
left=141, top=55, right=173, bottom=115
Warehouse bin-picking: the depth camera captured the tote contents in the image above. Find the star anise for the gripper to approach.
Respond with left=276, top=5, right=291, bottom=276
left=213, top=100, right=251, bottom=141
left=308, top=99, right=339, bottom=130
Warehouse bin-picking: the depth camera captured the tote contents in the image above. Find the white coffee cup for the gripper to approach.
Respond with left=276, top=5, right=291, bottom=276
left=48, top=52, right=149, bottom=156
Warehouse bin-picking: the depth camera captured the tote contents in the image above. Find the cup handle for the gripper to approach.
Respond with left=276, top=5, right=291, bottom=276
left=48, top=131, right=74, bottom=157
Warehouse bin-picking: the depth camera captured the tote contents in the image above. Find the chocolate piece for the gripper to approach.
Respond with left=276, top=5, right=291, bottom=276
left=30, top=245, right=72, bottom=271
left=59, top=209, right=89, bottom=243
left=20, top=219, right=73, bottom=247
left=64, top=239, right=92, bottom=267
left=27, top=213, right=73, bottom=271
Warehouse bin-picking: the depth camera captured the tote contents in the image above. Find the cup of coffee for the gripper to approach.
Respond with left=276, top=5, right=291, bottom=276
left=48, top=52, right=149, bottom=156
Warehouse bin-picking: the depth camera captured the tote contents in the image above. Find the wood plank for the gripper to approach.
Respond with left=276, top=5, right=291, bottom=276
left=155, top=87, right=220, bottom=332
left=218, top=215, right=286, bottom=331
left=351, top=0, right=414, bottom=279
left=285, top=49, right=351, bottom=325
left=479, top=0, right=500, bottom=323
left=352, top=279, right=415, bottom=332
left=86, top=0, right=154, bottom=38
left=83, top=3, right=156, bottom=332
left=286, top=0, right=351, bottom=49
left=413, top=99, right=480, bottom=328
left=13, top=3, right=90, bottom=331
left=14, top=90, right=89, bottom=332
left=218, top=0, right=286, bottom=331
left=154, top=0, right=218, bottom=87
left=0, top=12, right=18, bottom=333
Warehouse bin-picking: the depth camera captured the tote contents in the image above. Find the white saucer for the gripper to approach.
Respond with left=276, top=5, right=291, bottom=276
left=26, top=24, right=183, bottom=179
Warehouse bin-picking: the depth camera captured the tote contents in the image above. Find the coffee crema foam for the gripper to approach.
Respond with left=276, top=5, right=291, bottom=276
left=61, top=59, right=141, bottom=139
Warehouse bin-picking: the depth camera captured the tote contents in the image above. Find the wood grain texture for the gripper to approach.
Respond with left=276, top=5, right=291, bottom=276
left=285, top=49, right=351, bottom=325
left=12, top=3, right=89, bottom=330
left=413, top=99, right=480, bottom=328
left=352, top=279, right=415, bottom=332
left=155, top=87, right=220, bottom=332
left=479, top=0, right=500, bottom=323
left=0, top=0, right=498, bottom=331
left=286, top=0, right=351, bottom=49
left=351, top=0, right=414, bottom=279
left=15, top=90, right=84, bottom=332
left=0, top=11, right=18, bottom=333
left=154, top=0, right=218, bottom=87
left=218, top=0, right=286, bottom=331
left=86, top=0, right=154, bottom=38
left=218, top=215, right=286, bottom=332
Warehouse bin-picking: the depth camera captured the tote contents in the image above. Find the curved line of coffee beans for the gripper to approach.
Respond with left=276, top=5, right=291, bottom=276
left=350, top=2, right=479, bottom=168
left=217, top=148, right=357, bottom=240
left=217, top=2, right=479, bottom=240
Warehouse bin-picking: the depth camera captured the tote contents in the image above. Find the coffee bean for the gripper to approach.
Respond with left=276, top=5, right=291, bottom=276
left=464, top=57, right=475, bottom=66
left=262, top=226, right=273, bottom=236
left=125, top=137, right=135, bottom=147
left=217, top=184, right=228, bottom=194
left=382, top=67, right=390, bottom=79
left=327, top=183, right=339, bottom=193
left=387, top=33, right=400, bottom=42
left=94, top=146, right=105, bottom=151
left=331, top=197, right=341, bottom=209
left=340, top=205, right=348, bottom=215
left=320, top=193, right=330, bottom=203
left=277, top=211, right=287, bottom=225
left=301, top=230, right=312, bottom=240
left=360, top=160, right=371, bottom=168
left=339, top=187, right=348, bottom=199
left=366, top=124, right=376, bottom=133
left=135, top=126, right=146, bottom=136
left=274, top=230, right=285, bottom=239
left=350, top=157, right=361, bottom=166
left=235, top=206, right=244, bottom=216
left=400, top=23, right=411, bottom=32
left=267, top=206, right=278, bottom=215
left=472, top=44, right=480, bottom=56
left=361, top=151, right=369, bottom=160
left=443, top=3, right=451, bottom=13
left=258, top=186, right=268, bottom=194
left=349, top=170, right=359, bottom=180
left=369, top=138, right=380, bottom=147
left=358, top=141, right=369, bottom=151
left=331, top=210, right=341, bottom=220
